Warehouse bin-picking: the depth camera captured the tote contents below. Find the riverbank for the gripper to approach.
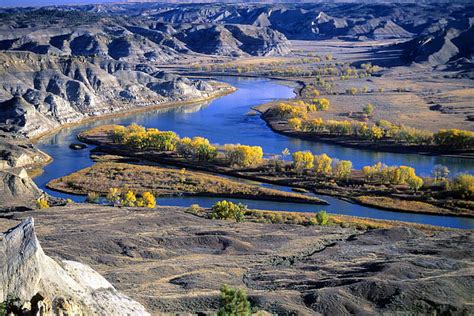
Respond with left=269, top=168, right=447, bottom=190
left=76, top=125, right=474, bottom=218
left=30, top=81, right=236, bottom=143
left=46, top=159, right=327, bottom=205
left=255, top=101, right=474, bottom=159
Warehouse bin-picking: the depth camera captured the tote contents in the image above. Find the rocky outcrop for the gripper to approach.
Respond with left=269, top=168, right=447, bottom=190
left=79, top=2, right=472, bottom=41
left=0, top=132, right=50, bottom=171
left=0, top=51, right=220, bottom=137
left=176, top=24, right=291, bottom=57
left=0, top=217, right=149, bottom=315
left=3, top=204, right=472, bottom=315
left=399, top=19, right=474, bottom=69
left=0, top=8, right=291, bottom=61
left=0, top=168, right=43, bottom=211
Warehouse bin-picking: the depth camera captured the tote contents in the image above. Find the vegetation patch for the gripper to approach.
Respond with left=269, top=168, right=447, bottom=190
left=47, top=161, right=325, bottom=204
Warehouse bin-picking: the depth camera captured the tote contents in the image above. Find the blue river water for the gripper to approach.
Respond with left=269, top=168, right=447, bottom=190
left=34, top=77, right=474, bottom=229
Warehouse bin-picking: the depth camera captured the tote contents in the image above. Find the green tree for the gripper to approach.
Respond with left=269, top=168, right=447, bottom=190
left=217, top=285, right=251, bottom=316
left=316, top=210, right=329, bottom=225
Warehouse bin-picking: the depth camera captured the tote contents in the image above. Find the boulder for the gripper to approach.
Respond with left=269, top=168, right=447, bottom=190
left=0, top=218, right=150, bottom=315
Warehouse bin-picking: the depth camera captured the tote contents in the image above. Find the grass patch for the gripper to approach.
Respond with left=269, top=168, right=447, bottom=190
left=47, top=161, right=323, bottom=204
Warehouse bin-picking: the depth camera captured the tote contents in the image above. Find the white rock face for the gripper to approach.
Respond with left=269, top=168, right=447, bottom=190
left=0, top=218, right=150, bottom=315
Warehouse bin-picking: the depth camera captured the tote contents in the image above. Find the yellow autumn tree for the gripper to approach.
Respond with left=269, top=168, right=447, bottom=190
left=292, top=151, right=314, bottom=174
left=314, top=153, right=332, bottom=176
left=121, top=190, right=137, bottom=207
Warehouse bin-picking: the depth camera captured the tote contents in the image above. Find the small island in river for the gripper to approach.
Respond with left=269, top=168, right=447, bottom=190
left=72, top=124, right=473, bottom=218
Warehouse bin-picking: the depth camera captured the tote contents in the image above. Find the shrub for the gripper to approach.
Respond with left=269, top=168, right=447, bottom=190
left=187, top=204, right=202, bottom=214
left=106, top=187, right=121, bottom=205
left=316, top=210, right=329, bottom=225
left=36, top=198, right=49, bottom=209
left=0, top=295, right=21, bottom=316
left=217, top=285, right=251, bottom=316
left=269, top=102, right=308, bottom=119
left=110, top=124, right=179, bottom=151
left=347, top=87, right=358, bottom=95
left=121, top=190, right=136, bottom=207
left=224, top=144, right=263, bottom=167
left=86, top=192, right=100, bottom=203
left=363, top=103, right=374, bottom=116
left=141, top=191, right=156, bottom=208
left=313, top=98, right=330, bottom=111
left=211, top=200, right=246, bottom=222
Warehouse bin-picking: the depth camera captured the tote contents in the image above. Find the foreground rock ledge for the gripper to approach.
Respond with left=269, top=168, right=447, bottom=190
left=0, top=217, right=149, bottom=315
left=1, top=204, right=473, bottom=315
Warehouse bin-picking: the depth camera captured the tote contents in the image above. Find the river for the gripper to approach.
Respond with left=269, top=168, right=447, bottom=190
left=34, top=77, right=474, bottom=229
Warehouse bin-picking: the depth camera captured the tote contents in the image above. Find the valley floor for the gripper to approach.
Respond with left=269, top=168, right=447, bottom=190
left=0, top=204, right=472, bottom=315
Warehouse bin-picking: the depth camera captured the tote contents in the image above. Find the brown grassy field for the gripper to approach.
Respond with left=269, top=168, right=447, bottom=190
left=47, top=161, right=325, bottom=204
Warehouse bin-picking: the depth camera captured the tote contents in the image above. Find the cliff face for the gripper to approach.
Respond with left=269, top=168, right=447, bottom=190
left=0, top=51, right=219, bottom=137
left=0, top=218, right=149, bottom=315
left=0, top=9, right=291, bottom=61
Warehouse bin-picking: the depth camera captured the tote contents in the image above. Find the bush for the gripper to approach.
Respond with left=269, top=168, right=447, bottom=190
left=312, top=98, right=330, bottom=111
left=217, top=285, right=251, bottom=316
left=363, top=103, right=374, bottom=116
left=36, top=198, right=49, bottom=209
left=211, top=200, right=246, bottom=222
left=0, top=295, right=21, bottom=316
left=288, top=117, right=302, bottom=130
left=121, top=190, right=136, bottom=207
left=186, top=204, right=202, bottom=214
left=433, top=129, right=474, bottom=148
left=111, top=124, right=179, bottom=151
left=86, top=192, right=100, bottom=203
left=140, top=191, right=156, bottom=208
left=106, top=187, right=121, bottom=205
left=316, top=210, right=329, bottom=225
